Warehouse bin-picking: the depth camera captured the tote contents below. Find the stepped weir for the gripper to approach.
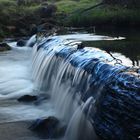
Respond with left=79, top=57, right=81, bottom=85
left=29, top=35, right=140, bottom=140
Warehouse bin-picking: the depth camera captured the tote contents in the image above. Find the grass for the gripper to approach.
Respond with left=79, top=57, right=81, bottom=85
left=55, top=0, right=140, bottom=27
left=56, top=0, right=100, bottom=14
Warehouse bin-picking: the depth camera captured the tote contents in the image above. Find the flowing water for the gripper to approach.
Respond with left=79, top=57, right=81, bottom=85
left=0, top=45, right=54, bottom=123
left=0, top=29, right=139, bottom=140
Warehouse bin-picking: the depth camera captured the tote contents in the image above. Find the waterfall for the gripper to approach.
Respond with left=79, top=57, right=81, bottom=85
left=26, top=34, right=36, bottom=47
left=64, top=97, right=99, bottom=140
left=29, top=35, right=139, bottom=140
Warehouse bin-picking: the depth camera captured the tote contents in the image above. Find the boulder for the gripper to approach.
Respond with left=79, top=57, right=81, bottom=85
left=17, top=39, right=26, bottom=47
left=29, top=116, right=66, bottom=138
left=77, top=43, right=85, bottom=49
left=0, top=43, right=11, bottom=52
left=18, top=95, right=37, bottom=102
left=29, top=116, right=59, bottom=131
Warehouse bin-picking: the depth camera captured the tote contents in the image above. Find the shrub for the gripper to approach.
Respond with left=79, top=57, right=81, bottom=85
left=102, top=0, right=140, bottom=8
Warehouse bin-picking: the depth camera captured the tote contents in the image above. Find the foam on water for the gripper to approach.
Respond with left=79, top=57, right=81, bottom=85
left=0, top=33, right=138, bottom=140
left=0, top=43, right=54, bottom=123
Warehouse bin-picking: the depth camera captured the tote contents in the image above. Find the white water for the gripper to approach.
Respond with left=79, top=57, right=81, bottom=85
left=30, top=36, right=116, bottom=140
left=59, top=33, right=125, bottom=41
left=64, top=97, right=98, bottom=140
left=0, top=45, right=32, bottom=99
left=0, top=45, right=55, bottom=123
left=26, top=34, right=36, bottom=47
left=0, top=33, right=130, bottom=140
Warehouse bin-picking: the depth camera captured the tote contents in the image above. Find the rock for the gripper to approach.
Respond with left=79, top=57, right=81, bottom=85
left=29, top=116, right=59, bottom=131
left=29, top=116, right=66, bottom=138
left=92, top=73, right=140, bottom=140
left=18, top=95, right=37, bottom=102
left=0, top=43, right=11, bottom=52
left=77, top=43, right=85, bottom=49
left=17, top=39, right=26, bottom=47
left=34, top=94, right=50, bottom=105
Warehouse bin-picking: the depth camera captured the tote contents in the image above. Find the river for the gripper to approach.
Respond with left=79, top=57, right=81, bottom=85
left=0, top=29, right=139, bottom=140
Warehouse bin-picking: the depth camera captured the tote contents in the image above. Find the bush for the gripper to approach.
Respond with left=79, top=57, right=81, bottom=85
left=103, top=0, right=140, bottom=8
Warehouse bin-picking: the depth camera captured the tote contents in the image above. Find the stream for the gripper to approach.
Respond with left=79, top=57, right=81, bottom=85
left=0, top=29, right=139, bottom=140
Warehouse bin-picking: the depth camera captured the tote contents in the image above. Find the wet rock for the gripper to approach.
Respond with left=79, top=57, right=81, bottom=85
left=18, top=95, right=37, bottom=102
left=34, top=94, right=50, bottom=105
left=17, top=39, right=26, bottom=47
left=29, top=116, right=59, bottom=131
left=29, top=116, right=66, bottom=138
left=0, top=43, right=11, bottom=52
left=92, top=73, right=140, bottom=140
left=77, top=43, right=85, bottom=49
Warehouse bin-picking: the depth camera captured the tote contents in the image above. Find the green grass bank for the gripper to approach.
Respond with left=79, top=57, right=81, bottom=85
left=0, top=0, right=140, bottom=38
left=55, top=0, right=140, bottom=28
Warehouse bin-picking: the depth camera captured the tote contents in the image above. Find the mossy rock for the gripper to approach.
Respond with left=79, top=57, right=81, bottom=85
left=0, top=43, right=11, bottom=52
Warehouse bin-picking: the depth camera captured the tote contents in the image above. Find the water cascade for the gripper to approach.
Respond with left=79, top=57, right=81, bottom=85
left=29, top=35, right=140, bottom=140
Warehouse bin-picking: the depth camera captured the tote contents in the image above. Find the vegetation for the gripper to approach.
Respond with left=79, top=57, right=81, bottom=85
left=0, top=0, right=140, bottom=38
left=55, top=0, right=140, bottom=27
left=56, top=0, right=99, bottom=13
left=0, top=0, right=42, bottom=38
left=103, top=0, right=140, bottom=8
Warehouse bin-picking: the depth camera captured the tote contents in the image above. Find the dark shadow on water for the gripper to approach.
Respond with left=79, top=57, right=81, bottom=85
left=59, top=27, right=140, bottom=67
left=83, top=40, right=140, bottom=67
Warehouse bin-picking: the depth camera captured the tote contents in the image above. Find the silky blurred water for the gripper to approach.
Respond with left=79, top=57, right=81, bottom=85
left=0, top=30, right=139, bottom=140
